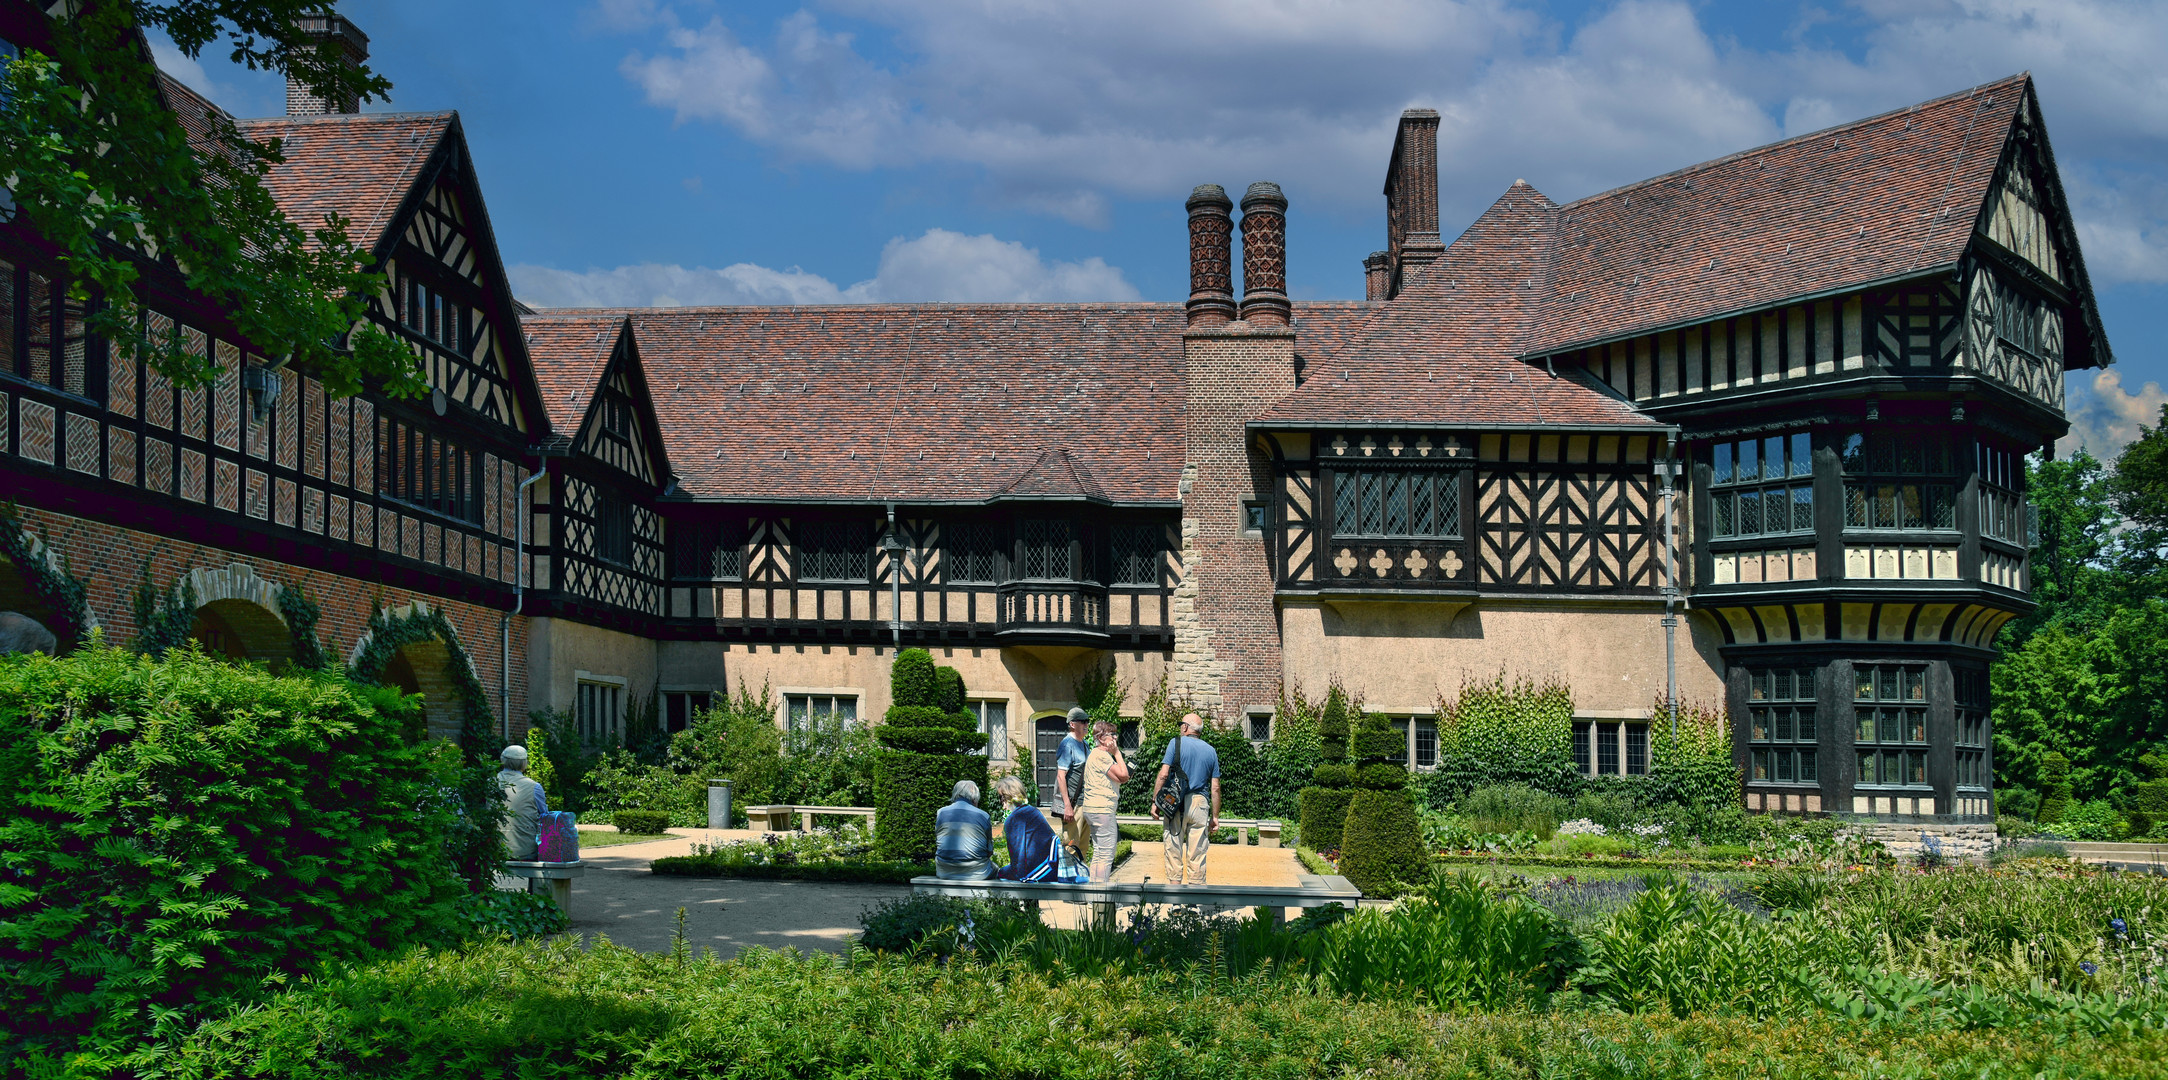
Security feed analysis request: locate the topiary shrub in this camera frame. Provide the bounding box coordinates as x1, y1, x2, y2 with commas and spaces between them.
874, 650, 989, 860
613, 809, 670, 835
2038, 751, 2074, 824
934, 666, 965, 713
1299, 684, 1356, 851
0, 646, 480, 1072
2126, 754, 2168, 838
1337, 712, 1428, 896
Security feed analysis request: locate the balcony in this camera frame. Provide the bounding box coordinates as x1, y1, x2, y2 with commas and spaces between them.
996, 580, 1108, 640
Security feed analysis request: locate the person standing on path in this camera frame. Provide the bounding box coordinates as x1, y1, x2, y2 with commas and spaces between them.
1080, 719, 1131, 881
1054, 707, 1093, 861
1152, 713, 1221, 885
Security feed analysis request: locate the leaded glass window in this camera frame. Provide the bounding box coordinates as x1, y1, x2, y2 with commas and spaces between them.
1331, 469, 1461, 538
1110, 524, 1163, 586
944, 521, 1001, 584
1956, 667, 1990, 790
1854, 663, 1931, 788
1842, 432, 1958, 530
1746, 667, 1818, 785
1017, 518, 1074, 580
1709, 433, 1813, 539
1977, 442, 2030, 547
797, 520, 871, 582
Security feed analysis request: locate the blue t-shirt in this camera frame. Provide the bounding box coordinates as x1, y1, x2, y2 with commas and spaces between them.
1056, 735, 1091, 774
1162, 735, 1221, 800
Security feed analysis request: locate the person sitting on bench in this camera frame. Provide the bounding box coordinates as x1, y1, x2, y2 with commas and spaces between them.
934, 780, 995, 880
992, 775, 1076, 881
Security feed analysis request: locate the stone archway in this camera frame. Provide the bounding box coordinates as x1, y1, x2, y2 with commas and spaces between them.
0, 520, 99, 650
179, 563, 296, 667
348, 602, 482, 744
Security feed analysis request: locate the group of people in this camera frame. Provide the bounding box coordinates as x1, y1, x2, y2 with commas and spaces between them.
934, 708, 1222, 886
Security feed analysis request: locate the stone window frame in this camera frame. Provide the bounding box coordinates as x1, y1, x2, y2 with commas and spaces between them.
573, 671, 627, 746
777, 686, 861, 732
1572, 715, 1649, 778
965, 695, 1014, 762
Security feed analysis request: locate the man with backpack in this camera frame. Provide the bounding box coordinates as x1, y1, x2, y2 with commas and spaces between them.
1152, 712, 1222, 885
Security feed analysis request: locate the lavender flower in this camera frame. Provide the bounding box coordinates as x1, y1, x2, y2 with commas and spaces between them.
2081, 961, 2098, 976
2112, 918, 2128, 934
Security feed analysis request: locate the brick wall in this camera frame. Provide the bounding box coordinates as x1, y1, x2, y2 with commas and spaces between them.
1175, 323, 1296, 719
7, 505, 529, 737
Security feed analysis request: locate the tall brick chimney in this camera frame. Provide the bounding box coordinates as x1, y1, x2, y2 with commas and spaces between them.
1363, 250, 1390, 301
286, 15, 369, 117
1238, 182, 1290, 327
1185, 184, 1236, 328
1383, 108, 1443, 299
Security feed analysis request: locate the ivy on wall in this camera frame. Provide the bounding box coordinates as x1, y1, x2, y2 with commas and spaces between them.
347, 603, 499, 757
276, 583, 331, 671
1430, 673, 1579, 799
131, 563, 198, 657
0, 506, 93, 649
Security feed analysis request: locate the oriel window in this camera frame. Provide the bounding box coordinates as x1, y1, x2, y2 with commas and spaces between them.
1709, 433, 1813, 539
1331, 468, 1461, 539
1110, 523, 1164, 586
1977, 442, 2030, 547
1854, 663, 1932, 789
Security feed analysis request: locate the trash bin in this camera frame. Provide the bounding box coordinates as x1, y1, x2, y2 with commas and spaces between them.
707, 778, 733, 829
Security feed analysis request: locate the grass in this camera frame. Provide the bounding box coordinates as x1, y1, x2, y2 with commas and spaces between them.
574, 830, 676, 849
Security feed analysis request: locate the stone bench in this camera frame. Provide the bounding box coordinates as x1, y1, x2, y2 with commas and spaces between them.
910, 873, 1355, 927
744, 804, 877, 833
1113, 814, 1281, 847
503, 859, 585, 919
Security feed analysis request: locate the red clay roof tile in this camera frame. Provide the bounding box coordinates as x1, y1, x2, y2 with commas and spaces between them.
234, 111, 451, 253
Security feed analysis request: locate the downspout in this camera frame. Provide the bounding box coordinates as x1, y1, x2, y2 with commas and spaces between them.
1654, 428, 1683, 744
885, 502, 902, 649
503, 462, 549, 739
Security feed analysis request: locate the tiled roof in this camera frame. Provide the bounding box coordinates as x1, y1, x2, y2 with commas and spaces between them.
998, 448, 1109, 500
1260, 182, 1657, 429
157, 73, 231, 163
521, 314, 624, 432
1525, 74, 2030, 356
234, 111, 451, 254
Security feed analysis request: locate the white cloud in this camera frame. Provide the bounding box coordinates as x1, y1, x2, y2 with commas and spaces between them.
511, 227, 1140, 307
603, 0, 2168, 278
2060, 368, 2168, 459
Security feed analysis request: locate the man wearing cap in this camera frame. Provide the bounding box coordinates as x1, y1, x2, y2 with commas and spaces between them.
496, 744, 549, 860
1053, 706, 1093, 862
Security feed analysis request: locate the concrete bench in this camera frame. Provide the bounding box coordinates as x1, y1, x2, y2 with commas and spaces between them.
503, 859, 585, 919
1113, 814, 1282, 848
910, 873, 1355, 927
744, 804, 877, 833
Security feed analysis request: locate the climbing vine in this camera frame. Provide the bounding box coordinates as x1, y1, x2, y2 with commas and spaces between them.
0, 505, 93, 649
129, 563, 197, 657
276, 582, 331, 671
346, 603, 498, 757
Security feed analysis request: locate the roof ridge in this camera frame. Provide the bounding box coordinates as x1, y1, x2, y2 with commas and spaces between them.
1556, 72, 2029, 213
235, 109, 458, 125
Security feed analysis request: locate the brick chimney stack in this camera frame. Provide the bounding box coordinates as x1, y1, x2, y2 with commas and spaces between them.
1363, 250, 1391, 301
286, 15, 369, 117
1383, 108, 1443, 299
1185, 184, 1236, 328
1238, 182, 1290, 327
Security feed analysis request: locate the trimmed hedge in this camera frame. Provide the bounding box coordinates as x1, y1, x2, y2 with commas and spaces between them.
934, 665, 965, 712
874, 749, 990, 861
879, 725, 990, 755
0, 647, 481, 1072
1337, 712, 1427, 896
1297, 686, 1355, 851
1298, 787, 1353, 852
891, 649, 939, 709
612, 810, 669, 835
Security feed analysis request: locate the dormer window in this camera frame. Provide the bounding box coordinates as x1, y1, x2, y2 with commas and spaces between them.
395, 271, 467, 354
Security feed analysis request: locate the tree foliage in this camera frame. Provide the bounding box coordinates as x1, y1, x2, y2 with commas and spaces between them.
0, 3, 422, 397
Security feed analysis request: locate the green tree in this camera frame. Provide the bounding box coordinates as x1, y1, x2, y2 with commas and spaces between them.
1993, 600, 2168, 799
2012, 451, 2126, 641
0, 3, 422, 397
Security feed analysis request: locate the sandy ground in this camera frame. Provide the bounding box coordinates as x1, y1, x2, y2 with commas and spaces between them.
538, 828, 1313, 953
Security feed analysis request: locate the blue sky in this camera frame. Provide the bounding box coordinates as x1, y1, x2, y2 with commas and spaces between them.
158, 0, 2168, 456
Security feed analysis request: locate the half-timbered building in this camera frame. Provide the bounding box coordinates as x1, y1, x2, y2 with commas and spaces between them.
0, 9, 2105, 825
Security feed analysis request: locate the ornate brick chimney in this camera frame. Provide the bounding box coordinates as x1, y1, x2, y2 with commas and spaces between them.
1383, 108, 1443, 299
286, 15, 369, 117
1238, 182, 1290, 327
1184, 184, 1236, 328
1363, 250, 1391, 301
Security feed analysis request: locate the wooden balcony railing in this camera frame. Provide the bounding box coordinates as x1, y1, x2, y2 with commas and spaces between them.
996, 580, 1107, 637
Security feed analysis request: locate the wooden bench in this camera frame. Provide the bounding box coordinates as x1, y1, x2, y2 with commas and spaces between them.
503, 859, 585, 919
1113, 814, 1282, 848
744, 804, 877, 833
910, 874, 1356, 927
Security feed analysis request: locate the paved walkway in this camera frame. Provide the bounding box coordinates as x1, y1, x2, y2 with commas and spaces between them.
540, 829, 1311, 950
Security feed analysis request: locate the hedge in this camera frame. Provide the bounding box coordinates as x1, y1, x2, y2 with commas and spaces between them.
0, 647, 482, 1073
611, 809, 669, 835
874, 749, 990, 861
1298, 787, 1353, 852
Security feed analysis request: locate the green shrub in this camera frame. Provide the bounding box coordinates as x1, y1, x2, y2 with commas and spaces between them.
776, 710, 880, 807
2038, 751, 2075, 823
873, 749, 990, 861
1298, 787, 1354, 852
460, 890, 568, 939
890, 648, 939, 708
1649, 697, 1739, 815
857, 894, 1038, 956
1317, 870, 1570, 1008
1309, 762, 1352, 787
933, 665, 965, 712
1998, 784, 2040, 821
172, 935, 2168, 1079
1338, 713, 1426, 896
1572, 782, 1647, 831
2125, 753, 2168, 838
583, 750, 705, 824
0, 647, 481, 1072
612, 810, 669, 834
1577, 875, 1837, 1017
1551, 832, 1639, 857
1460, 782, 1569, 837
